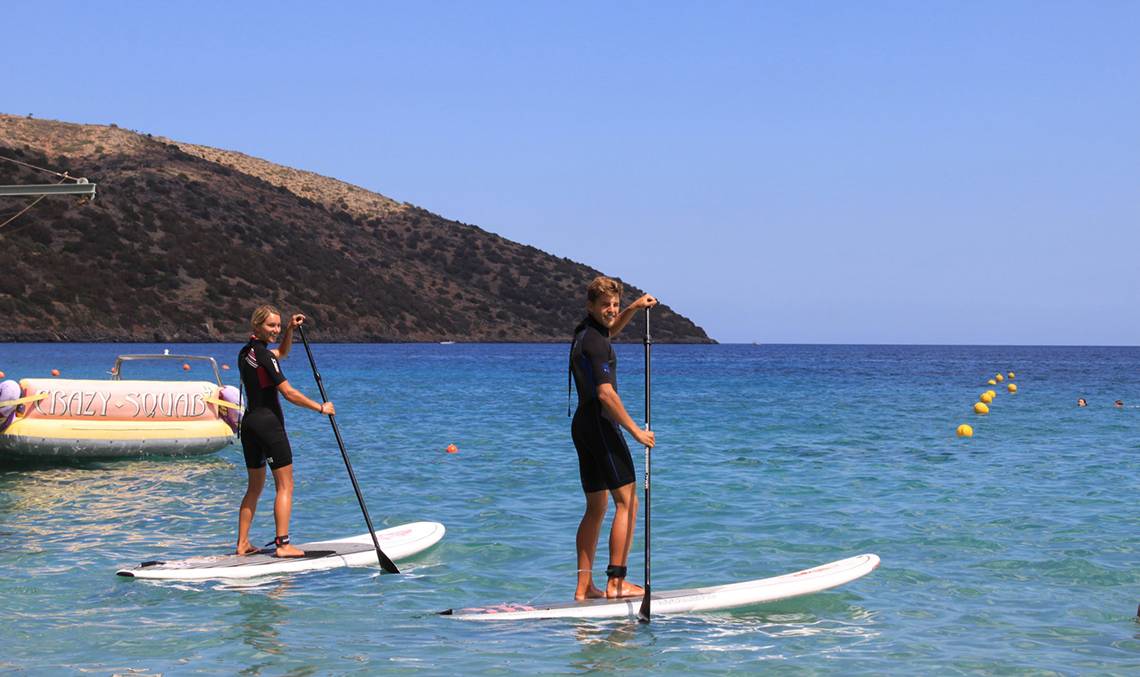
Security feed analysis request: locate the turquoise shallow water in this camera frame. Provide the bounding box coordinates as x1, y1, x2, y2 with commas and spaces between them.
0, 342, 1138, 674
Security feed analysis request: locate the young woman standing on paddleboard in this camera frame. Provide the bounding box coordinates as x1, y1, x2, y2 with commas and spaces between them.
569, 276, 657, 599
236, 305, 335, 558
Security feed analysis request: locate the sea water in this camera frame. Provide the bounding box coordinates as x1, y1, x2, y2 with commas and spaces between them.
0, 343, 1137, 674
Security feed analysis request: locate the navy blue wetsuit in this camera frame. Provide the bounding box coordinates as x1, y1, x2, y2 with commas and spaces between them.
569, 315, 636, 492
238, 338, 294, 470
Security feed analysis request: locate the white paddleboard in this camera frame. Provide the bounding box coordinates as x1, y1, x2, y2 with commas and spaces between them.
117, 521, 445, 581
443, 553, 879, 620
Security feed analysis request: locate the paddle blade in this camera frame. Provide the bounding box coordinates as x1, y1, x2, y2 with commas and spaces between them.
377, 549, 400, 574
638, 586, 651, 622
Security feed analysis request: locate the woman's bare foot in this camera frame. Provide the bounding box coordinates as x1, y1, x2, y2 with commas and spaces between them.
275, 543, 306, 558
575, 584, 605, 601
235, 542, 261, 556
606, 578, 644, 598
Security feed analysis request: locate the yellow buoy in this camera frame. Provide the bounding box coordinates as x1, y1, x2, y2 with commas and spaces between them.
1007, 383, 1017, 393
956, 424, 974, 438
987, 379, 996, 385
995, 374, 1004, 382
980, 392, 994, 404
1007, 371, 1015, 379
974, 402, 989, 415
987, 389, 997, 399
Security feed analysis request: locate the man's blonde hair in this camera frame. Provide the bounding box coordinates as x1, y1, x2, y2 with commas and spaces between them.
586, 276, 623, 304
250, 304, 281, 329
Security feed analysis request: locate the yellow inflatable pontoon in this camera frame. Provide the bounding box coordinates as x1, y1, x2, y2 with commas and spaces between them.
0, 355, 241, 460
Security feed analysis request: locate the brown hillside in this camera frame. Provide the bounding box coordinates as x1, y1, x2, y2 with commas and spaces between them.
0, 114, 713, 343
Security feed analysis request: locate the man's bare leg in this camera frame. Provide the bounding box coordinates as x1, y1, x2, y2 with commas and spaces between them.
271, 464, 304, 557
606, 482, 644, 598
236, 467, 266, 555
575, 490, 608, 600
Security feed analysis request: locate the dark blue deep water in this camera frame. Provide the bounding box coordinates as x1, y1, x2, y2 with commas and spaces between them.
1, 343, 1137, 674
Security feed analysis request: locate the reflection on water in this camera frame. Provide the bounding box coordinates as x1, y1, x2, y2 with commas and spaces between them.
573, 619, 642, 647
0, 460, 230, 511
0, 458, 234, 554
563, 603, 882, 670
229, 581, 293, 669
567, 621, 657, 672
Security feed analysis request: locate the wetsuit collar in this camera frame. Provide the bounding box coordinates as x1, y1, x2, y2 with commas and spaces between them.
584, 314, 610, 337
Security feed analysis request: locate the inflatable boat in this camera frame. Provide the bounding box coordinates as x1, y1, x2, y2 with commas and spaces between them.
0, 354, 241, 460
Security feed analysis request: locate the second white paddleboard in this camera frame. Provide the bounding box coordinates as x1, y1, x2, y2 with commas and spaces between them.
443, 553, 879, 620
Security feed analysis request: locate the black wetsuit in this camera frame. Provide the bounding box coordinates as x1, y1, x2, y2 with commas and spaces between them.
569, 315, 636, 492
238, 338, 293, 470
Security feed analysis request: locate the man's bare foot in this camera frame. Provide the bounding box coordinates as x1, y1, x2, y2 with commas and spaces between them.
275, 543, 306, 558
606, 579, 644, 598
236, 542, 261, 556
575, 584, 605, 601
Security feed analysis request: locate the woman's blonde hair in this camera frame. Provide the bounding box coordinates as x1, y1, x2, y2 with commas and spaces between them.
250, 304, 281, 329
586, 276, 622, 303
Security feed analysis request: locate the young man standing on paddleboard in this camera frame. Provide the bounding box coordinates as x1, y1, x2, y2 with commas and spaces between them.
569, 276, 657, 599
236, 305, 335, 558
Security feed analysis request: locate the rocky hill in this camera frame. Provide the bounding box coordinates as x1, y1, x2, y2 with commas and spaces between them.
0, 115, 712, 343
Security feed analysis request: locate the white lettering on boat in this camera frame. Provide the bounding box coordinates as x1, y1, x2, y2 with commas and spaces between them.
124, 393, 141, 417
96, 390, 111, 417
26, 385, 215, 420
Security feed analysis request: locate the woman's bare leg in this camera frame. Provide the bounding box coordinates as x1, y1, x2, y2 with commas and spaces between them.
236, 467, 266, 555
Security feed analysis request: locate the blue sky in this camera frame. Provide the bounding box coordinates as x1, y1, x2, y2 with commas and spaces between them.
5, 2, 1138, 344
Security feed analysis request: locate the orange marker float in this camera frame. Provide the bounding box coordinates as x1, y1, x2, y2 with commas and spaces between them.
446, 443, 459, 454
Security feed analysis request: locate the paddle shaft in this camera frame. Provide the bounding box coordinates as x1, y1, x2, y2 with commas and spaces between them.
296, 325, 399, 574
638, 308, 652, 622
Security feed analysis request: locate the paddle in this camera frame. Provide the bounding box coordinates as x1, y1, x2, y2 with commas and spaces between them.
297, 323, 400, 574
638, 307, 652, 623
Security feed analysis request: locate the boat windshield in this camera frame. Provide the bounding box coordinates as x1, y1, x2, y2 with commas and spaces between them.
112, 355, 224, 386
